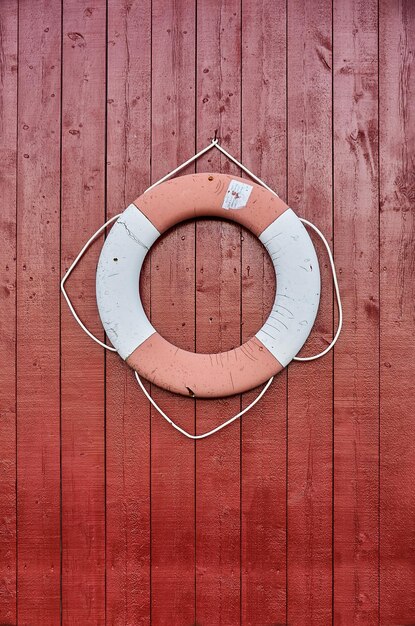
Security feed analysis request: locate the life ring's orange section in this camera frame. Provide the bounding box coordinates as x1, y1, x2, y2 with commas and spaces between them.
133, 172, 288, 236
127, 333, 283, 398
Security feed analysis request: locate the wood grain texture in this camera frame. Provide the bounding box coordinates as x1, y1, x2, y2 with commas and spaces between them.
241, 1, 288, 623
149, 1, 196, 623
106, 1, 151, 623
195, 1, 242, 623
287, 0, 333, 623
61, 1, 106, 623
0, 2, 17, 623
379, 1, 415, 623
2, 1, 415, 623
333, 0, 379, 623
16, 1, 62, 624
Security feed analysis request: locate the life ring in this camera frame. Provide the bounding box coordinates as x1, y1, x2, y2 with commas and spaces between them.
96, 173, 320, 398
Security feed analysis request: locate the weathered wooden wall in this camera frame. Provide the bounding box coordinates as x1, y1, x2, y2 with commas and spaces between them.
0, 0, 414, 624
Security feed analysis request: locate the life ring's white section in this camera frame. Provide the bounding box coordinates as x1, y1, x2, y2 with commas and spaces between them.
256, 209, 320, 366
96, 204, 160, 359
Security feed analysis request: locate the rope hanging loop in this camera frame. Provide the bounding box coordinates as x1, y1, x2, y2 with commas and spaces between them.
60, 139, 342, 439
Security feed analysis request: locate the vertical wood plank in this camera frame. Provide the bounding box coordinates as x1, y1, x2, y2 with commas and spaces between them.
150, 1, 196, 622
195, 1, 242, 624
240, 1, 287, 623
6, 3, 415, 625
0, 2, 17, 623
379, 0, 415, 623
106, 0, 152, 623
61, 1, 106, 623
287, 0, 333, 623
17, 0, 61, 623
333, 0, 379, 623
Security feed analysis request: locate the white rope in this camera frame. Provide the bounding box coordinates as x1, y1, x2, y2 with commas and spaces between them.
135, 372, 274, 440
144, 139, 218, 193
60, 138, 342, 439
60, 213, 121, 351
215, 142, 277, 195
294, 218, 342, 361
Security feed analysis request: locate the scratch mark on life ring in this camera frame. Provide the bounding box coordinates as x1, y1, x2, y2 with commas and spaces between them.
276, 293, 294, 301
260, 328, 279, 341
269, 315, 289, 330
263, 231, 283, 246
239, 345, 256, 362
264, 322, 281, 333
273, 304, 295, 319
229, 371, 235, 392
117, 219, 149, 250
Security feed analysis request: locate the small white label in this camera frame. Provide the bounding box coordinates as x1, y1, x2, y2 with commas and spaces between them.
222, 179, 253, 210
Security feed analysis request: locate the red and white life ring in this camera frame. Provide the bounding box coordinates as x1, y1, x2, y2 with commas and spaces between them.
96, 173, 320, 398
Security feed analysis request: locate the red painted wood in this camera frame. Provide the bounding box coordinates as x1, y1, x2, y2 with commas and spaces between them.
194, 217, 241, 623
106, 1, 151, 623
3, 2, 415, 623
16, 1, 61, 623
287, 0, 333, 623
333, 0, 379, 623
379, 1, 415, 623
241, 1, 288, 623
195, 1, 242, 623
0, 2, 17, 623
61, 1, 106, 623
149, 1, 196, 623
